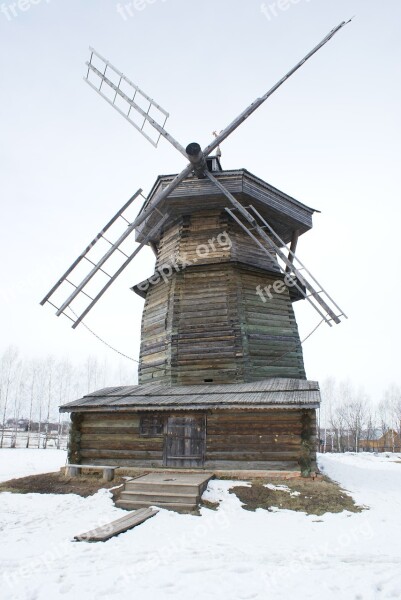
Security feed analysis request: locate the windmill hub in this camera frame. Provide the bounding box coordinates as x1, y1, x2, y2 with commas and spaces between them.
186, 142, 207, 178
186, 142, 202, 156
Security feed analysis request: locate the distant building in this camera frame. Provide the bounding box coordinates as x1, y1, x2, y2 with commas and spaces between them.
361, 430, 401, 452
4, 419, 69, 434
320, 428, 401, 453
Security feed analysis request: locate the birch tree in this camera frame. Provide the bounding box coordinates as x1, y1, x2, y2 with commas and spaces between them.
0, 346, 19, 448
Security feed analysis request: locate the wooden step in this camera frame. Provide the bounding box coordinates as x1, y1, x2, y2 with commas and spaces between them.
115, 472, 213, 513
124, 481, 202, 495
119, 490, 200, 504
116, 499, 197, 512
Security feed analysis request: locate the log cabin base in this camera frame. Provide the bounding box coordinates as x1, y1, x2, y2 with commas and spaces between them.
61, 379, 320, 476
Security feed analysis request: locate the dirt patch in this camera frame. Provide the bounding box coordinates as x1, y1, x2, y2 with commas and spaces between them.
0, 471, 129, 498
0, 472, 364, 516
200, 498, 220, 511
230, 476, 364, 516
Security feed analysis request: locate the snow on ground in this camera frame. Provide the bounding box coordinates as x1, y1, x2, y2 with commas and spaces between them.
0, 449, 67, 483
264, 483, 301, 496
0, 452, 401, 600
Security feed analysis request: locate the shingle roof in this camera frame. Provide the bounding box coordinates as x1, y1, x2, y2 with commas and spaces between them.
60, 378, 320, 412
135, 169, 318, 247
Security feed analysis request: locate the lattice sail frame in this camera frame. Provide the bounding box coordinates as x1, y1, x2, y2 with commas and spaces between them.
40, 189, 168, 329
85, 48, 187, 156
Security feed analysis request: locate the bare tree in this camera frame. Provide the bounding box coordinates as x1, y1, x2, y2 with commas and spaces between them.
384, 384, 401, 451
43, 357, 57, 449
55, 360, 72, 449
0, 346, 19, 448
378, 397, 392, 438
326, 380, 351, 452
85, 356, 99, 394
34, 361, 48, 449
320, 377, 337, 452
10, 368, 25, 448
364, 409, 377, 450
26, 361, 38, 448
343, 389, 369, 452
392, 398, 401, 449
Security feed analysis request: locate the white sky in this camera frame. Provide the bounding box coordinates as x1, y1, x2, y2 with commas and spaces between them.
1, 0, 400, 400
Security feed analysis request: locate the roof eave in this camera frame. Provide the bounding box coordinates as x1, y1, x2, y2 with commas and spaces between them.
60, 402, 320, 413
139, 169, 319, 218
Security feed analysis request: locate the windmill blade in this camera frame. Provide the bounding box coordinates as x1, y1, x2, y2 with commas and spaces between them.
248, 205, 347, 321
85, 48, 187, 157
206, 171, 347, 326
203, 19, 353, 158
40, 189, 144, 307
70, 213, 169, 329
40, 189, 168, 328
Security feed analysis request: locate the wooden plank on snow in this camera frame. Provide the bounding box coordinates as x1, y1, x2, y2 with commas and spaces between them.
74, 507, 159, 542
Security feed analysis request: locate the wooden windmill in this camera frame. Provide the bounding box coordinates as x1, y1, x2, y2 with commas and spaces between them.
44, 22, 350, 475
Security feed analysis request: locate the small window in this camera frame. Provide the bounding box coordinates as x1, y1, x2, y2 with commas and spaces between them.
206, 157, 222, 172
140, 415, 164, 436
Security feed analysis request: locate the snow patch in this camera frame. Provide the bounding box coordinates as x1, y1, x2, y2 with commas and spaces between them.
264, 483, 301, 497
1, 451, 401, 599
0, 449, 67, 483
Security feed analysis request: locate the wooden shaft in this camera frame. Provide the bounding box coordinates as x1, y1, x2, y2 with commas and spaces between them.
186, 142, 207, 178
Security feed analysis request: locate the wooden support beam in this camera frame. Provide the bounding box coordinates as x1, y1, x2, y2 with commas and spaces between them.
286, 229, 300, 273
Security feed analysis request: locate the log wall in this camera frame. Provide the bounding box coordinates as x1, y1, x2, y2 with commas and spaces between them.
138, 262, 305, 385
76, 412, 164, 468
70, 409, 317, 472
155, 210, 280, 273
137, 209, 305, 385
204, 409, 316, 471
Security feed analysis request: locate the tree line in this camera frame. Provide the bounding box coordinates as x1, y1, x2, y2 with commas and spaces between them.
319, 378, 401, 452
0, 346, 136, 448
2, 346, 400, 453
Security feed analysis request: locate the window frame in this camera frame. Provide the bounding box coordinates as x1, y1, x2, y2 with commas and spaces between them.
139, 414, 165, 437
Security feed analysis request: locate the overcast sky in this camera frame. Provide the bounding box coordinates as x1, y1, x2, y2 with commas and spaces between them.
1, 0, 400, 400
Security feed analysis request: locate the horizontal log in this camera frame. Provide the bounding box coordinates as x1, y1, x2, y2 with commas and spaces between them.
80, 439, 164, 450
81, 427, 141, 435
204, 460, 299, 470
206, 434, 300, 444
83, 414, 139, 423
208, 429, 302, 438
205, 451, 300, 461
207, 412, 302, 421
207, 445, 301, 454
79, 458, 164, 467
81, 449, 164, 459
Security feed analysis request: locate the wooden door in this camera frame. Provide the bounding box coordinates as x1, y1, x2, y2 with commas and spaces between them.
165, 415, 205, 468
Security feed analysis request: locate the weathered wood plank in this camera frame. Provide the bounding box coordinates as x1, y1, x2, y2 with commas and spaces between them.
74, 507, 159, 542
